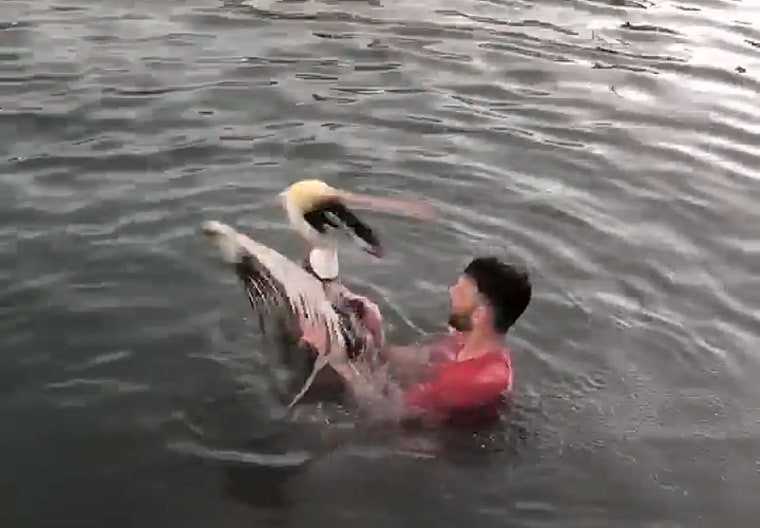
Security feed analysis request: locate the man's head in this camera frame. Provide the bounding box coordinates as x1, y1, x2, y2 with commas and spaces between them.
447, 256, 532, 334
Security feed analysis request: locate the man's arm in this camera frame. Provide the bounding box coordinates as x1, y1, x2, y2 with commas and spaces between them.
356, 294, 385, 351
336, 353, 512, 422
380, 344, 428, 367
379, 332, 458, 370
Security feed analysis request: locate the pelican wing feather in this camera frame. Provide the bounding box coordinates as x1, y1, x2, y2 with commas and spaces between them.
202, 220, 352, 407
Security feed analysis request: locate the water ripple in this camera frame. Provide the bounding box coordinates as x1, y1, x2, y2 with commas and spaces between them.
1, 0, 759, 525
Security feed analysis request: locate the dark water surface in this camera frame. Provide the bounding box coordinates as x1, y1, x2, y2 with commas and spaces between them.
2, 0, 759, 526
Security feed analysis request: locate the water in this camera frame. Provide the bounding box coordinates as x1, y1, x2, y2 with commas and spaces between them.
1, 0, 759, 525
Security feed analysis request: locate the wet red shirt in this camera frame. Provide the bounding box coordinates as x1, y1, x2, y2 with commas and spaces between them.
402, 332, 514, 424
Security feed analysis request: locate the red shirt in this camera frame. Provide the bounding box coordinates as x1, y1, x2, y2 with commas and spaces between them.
401, 332, 514, 424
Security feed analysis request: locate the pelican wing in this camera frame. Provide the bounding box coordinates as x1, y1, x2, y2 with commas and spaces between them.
202, 220, 351, 407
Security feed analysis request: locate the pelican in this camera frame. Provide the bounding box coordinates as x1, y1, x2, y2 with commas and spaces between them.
202, 179, 435, 408
279, 178, 434, 281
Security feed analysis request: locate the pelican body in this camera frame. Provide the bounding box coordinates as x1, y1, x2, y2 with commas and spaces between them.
202, 219, 360, 407
203, 179, 435, 407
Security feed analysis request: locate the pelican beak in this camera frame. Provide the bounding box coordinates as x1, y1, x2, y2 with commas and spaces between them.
332, 189, 436, 258
365, 242, 384, 258
354, 222, 383, 258
339, 191, 437, 222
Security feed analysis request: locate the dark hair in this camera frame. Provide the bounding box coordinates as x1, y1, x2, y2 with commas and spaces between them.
464, 256, 532, 333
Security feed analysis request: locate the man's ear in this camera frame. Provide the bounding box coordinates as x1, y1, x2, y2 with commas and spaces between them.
472, 304, 487, 324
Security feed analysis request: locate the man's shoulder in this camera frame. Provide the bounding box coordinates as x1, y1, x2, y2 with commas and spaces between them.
485, 345, 513, 390
492, 343, 512, 362
468, 347, 512, 371
457, 346, 513, 391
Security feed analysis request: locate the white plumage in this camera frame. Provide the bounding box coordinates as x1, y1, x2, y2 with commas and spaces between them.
201, 219, 356, 407
202, 179, 435, 407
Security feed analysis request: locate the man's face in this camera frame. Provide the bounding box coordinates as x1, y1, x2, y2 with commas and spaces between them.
447, 274, 480, 332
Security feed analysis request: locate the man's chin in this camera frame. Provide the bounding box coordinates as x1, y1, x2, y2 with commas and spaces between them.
447, 314, 472, 332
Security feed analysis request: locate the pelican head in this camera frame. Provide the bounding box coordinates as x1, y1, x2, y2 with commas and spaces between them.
279, 179, 384, 281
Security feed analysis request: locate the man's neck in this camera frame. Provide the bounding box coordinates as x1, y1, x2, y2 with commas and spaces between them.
458, 328, 503, 360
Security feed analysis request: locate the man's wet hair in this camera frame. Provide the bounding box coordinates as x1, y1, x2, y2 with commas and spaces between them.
464, 256, 532, 333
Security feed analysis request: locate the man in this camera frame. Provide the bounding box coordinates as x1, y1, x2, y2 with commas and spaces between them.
299, 256, 532, 425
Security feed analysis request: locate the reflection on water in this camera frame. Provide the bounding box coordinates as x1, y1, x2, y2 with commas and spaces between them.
171, 393, 534, 512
